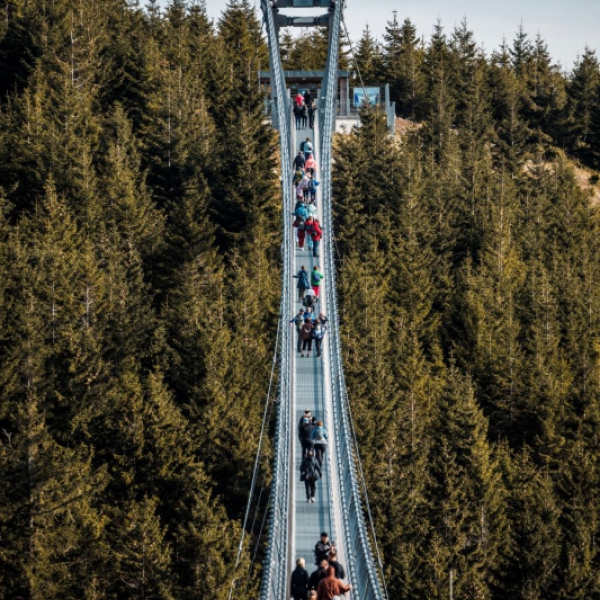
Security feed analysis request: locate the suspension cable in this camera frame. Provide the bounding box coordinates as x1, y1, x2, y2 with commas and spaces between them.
228, 314, 281, 600
341, 13, 371, 111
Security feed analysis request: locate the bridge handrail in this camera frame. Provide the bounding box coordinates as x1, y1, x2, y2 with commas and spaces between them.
320, 3, 387, 599
259, 2, 293, 600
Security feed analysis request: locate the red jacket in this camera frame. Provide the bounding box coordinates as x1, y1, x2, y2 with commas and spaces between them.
317, 567, 351, 600
311, 221, 323, 242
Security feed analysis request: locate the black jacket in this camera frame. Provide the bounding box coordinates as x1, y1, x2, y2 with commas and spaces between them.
328, 559, 346, 580
298, 420, 314, 441
291, 565, 309, 596
314, 540, 333, 564
308, 566, 328, 590
300, 456, 322, 481
294, 154, 305, 169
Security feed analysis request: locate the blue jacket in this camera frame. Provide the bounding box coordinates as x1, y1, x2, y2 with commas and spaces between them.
311, 426, 328, 443
295, 205, 308, 221
296, 269, 310, 289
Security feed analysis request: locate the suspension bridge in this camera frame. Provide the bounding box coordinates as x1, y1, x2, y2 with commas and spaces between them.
248, 2, 388, 598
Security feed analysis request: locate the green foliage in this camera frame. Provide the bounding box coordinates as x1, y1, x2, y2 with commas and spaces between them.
0, 1, 276, 598
334, 18, 600, 600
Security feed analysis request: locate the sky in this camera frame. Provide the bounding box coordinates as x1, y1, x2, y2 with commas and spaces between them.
193, 0, 600, 70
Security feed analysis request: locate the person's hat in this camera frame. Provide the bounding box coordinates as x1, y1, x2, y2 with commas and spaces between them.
321, 532, 328, 537
304, 317, 311, 321
299, 309, 304, 312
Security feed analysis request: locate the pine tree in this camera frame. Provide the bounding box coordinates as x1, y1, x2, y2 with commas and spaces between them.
383, 16, 425, 119
422, 20, 456, 153
353, 25, 386, 86
424, 367, 507, 600
567, 47, 600, 160
502, 449, 561, 599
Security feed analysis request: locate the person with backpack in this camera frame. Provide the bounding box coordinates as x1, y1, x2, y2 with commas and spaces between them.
304, 138, 314, 158
295, 92, 304, 107
296, 176, 307, 204
291, 557, 310, 600
300, 317, 314, 358
294, 102, 304, 129
312, 318, 327, 358
311, 266, 324, 297
311, 219, 323, 258
305, 154, 316, 177
304, 90, 313, 106
311, 420, 328, 466
294, 151, 306, 171
301, 102, 308, 128
301, 176, 311, 202
293, 168, 305, 187
294, 202, 308, 249
302, 287, 317, 310
298, 415, 314, 458
290, 309, 306, 353
300, 450, 321, 502
294, 265, 310, 303
308, 177, 320, 203
305, 206, 317, 251
304, 217, 315, 252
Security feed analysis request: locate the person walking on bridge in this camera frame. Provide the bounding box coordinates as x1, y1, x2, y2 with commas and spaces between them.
311, 420, 328, 466
294, 150, 305, 171
309, 560, 329, 590
300, 450, 321, 502
312, 318, 327, 358
291, 557, 310, 600
298, 414, 315, 458
294, 102, 304, 129
300, 317, 314, 358
314, 533, 333, 564
305, 154, 316, 178
311, 218, 322, 258
316, 566, 351, 600
290, 308, 305, 353
294, 202, 308, 249
327, 549, 346, 580
302, 137, 314, 158
308, 99, 316, 129
294, 265, 310, 303
311, 265, 324, 297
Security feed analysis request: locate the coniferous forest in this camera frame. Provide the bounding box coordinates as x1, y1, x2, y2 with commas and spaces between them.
0, 1, 279, 599
1, 1, 600, 599
334, 14, 600, 600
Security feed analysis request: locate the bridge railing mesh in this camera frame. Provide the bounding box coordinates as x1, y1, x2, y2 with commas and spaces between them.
259, 2, 293, 599
320, 3, 386, 600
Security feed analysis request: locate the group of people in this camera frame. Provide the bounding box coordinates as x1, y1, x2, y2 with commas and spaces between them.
291, 533, 351, 600
294, 90, 316, 129
299, 409, 329, 466
290, 304, 327, 358
293, 265, 323, 302
293, 137, 322, 256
